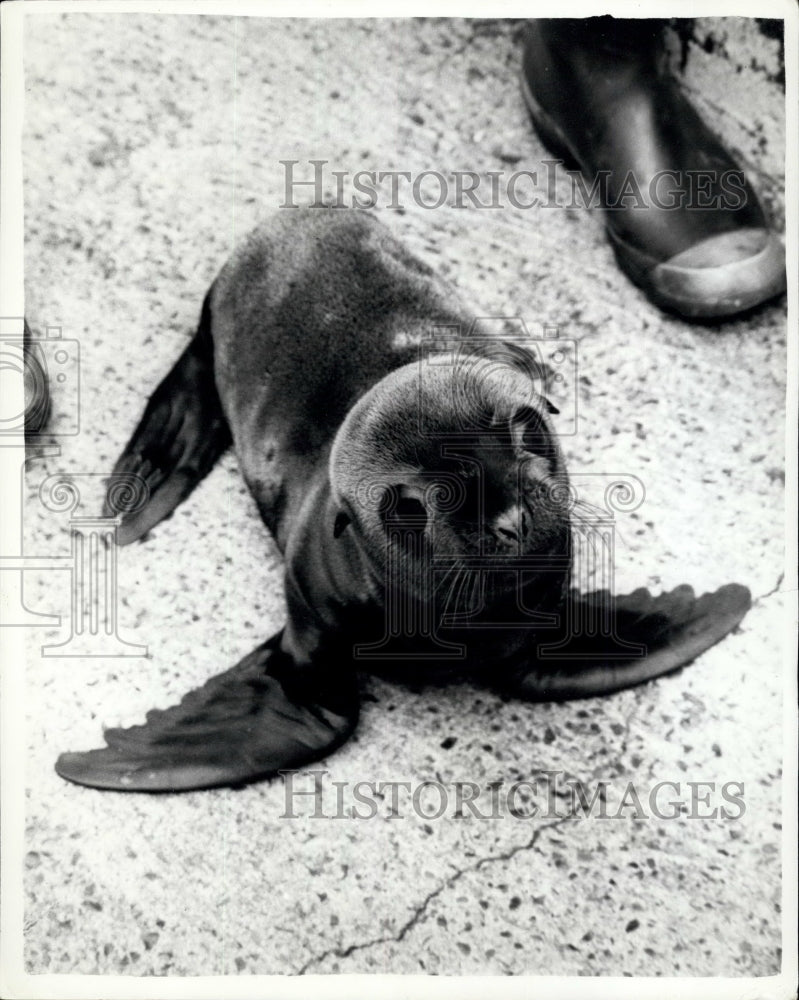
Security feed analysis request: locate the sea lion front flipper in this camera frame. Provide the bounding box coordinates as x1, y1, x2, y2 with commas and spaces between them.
500, 583, 751, 701
105, 294, 232, 545
55, 633, 359, 792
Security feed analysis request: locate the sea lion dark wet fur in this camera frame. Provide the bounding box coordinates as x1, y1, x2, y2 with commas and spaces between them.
56, 209, 751, 792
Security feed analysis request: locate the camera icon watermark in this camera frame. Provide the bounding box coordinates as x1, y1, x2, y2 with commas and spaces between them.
0, 317, 80, 437
420, 318, 578, 436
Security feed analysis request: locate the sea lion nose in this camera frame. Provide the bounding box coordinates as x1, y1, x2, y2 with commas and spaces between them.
495, 509, 524, 544
494, 504, 542, 553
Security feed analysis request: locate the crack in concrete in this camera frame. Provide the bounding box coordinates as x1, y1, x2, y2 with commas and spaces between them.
753, 572, 786, 605
295, 811, 574, 975
295, 697, 654, 974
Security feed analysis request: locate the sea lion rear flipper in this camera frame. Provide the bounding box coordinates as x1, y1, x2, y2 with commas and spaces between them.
55, 633, 359, 792
105, 294, 232, 545
501, 582, 751, 701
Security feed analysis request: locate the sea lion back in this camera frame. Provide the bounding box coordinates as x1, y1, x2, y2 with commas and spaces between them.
208, 209, 475, 538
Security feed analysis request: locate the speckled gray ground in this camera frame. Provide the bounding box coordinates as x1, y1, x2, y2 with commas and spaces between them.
20, 14, 787, 980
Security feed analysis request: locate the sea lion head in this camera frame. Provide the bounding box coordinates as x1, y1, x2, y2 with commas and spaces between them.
329, 345, 572, 613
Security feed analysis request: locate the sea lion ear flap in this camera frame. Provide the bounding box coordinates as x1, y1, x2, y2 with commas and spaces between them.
510, 405, 557, 461
495, 342, 561, 414
333, 511, 351, 538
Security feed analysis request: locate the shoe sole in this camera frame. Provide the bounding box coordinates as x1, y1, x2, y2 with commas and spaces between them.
519, 73, 786, 318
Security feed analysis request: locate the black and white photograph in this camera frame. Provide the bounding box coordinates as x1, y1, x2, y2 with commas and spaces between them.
1, 1, 796, 996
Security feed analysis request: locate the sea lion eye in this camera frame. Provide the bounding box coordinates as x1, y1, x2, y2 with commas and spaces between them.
394, 496, 427, 522
378, 486, 428, 536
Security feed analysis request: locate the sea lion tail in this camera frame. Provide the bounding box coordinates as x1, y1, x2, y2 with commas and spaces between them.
498, 582, 752, 701
54, 632, 360, 792
104, 293, 232, 544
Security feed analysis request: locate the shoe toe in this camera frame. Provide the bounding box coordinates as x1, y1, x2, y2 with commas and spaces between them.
649, 228, 786, 318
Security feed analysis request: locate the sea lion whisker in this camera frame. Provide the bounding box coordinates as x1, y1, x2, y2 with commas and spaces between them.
442, 566, 467, 616
432, 561, 460, 596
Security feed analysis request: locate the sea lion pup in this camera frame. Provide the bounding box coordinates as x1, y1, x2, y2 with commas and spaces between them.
55, 209, 751, 792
